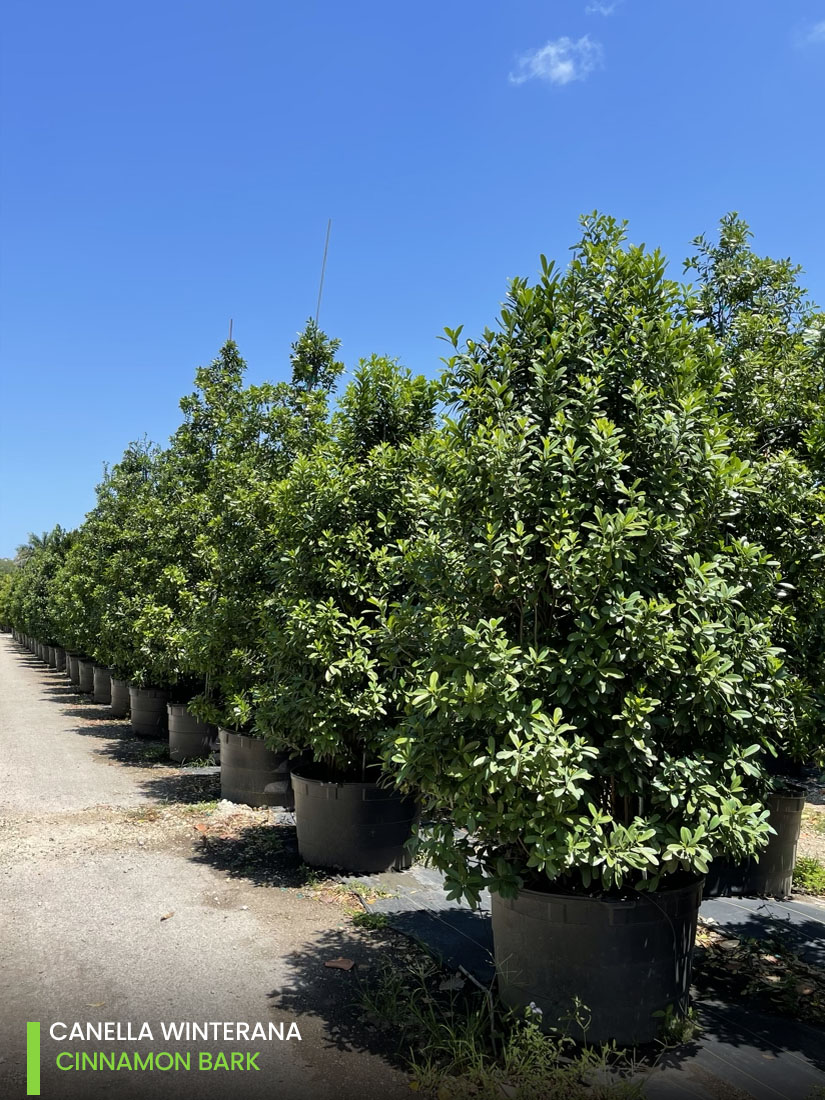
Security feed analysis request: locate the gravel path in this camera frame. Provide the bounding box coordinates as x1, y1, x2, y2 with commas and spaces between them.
0, 637, 409, 1100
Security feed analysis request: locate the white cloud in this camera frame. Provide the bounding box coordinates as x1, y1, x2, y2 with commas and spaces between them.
586, 1, 619, 15
804, 19, 825, 43
509, 36, 603, 86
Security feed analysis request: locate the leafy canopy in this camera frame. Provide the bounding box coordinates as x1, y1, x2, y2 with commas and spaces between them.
686, 213, 825, 765
385, 214, 791, 904
253, 355, 440, 771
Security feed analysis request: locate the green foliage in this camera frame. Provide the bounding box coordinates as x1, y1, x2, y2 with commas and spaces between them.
350, 910, 389, 930
254, 355, 439, 770
51, 438, 164, 678
385, 214, 790, 903
360, 945, 641, 1099
0, 573, 14, 628
185, 324, 344, 730
2, 527, 74, 642
116, 342, 255, 691
793, 856, 825, 895
289, 317, 344, 393
50, 330, 340, 696
5, 215, 814, 915
685, 213, 825, 766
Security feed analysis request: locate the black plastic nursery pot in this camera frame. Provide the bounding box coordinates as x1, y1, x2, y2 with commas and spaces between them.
53, 646, 66, 672
219, 729, 293, 808
46, 645, 57, 668
703, 792, 805, 899
66, 654, 80, 685
92, 666, 112, 705
291, 765, 418, 874
77, 658, 94, 694
110, 677, 130, 718
168, 705, 219, 763
129, 685, 169, 738
492, 875, 704, 1046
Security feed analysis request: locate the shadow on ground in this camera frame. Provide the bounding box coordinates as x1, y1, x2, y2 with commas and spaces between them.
373, 906, 495, 985
694, 999, 825, 1074
64, 721, 136, 743
138, 770, 222, 804
190, 822, 317, 886
79, 732, 222, 804
265, 925, 419, 1069
41, 685, 86, 697
59, 705, 126, 721
29, 670, 222, 804
700, 899, 825, 967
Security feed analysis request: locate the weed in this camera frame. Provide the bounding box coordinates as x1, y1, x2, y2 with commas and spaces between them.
351, 911, 389, 931
129, 742, 169, 763
358, 945, 642, 1099
652, 1004, 701, 1047
179, 800, 219, 815
367, 885, 398, 900
793, 856, 825, 895
297, 864, 324, 888
124, 807, 162, 823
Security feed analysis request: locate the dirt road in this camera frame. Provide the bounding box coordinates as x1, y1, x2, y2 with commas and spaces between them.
0, 636, 410, 1100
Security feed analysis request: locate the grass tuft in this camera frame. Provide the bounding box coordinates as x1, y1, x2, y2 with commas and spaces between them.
358, 944, 643, 1099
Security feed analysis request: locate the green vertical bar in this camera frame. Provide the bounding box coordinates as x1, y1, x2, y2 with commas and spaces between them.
26, 1021, 40, 1096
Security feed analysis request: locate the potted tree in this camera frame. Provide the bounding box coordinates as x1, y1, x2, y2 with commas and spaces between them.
255, 354, 438, 872
186, 323, 346, 803
148, 337, 285, 763
4, 529, 74, 678
0, 571, 15, 636
686, 215, 825, 897
384, 215, 791, 1044
50, 442, 164, 722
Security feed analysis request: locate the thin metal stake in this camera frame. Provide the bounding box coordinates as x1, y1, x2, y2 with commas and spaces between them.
315, 218, 332, 326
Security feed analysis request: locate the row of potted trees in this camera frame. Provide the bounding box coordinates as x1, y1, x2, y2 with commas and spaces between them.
11, 628, 420, 869
2, 213, 824, 1045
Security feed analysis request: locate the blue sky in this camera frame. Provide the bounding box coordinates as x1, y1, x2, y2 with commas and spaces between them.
1, 0, 824, 557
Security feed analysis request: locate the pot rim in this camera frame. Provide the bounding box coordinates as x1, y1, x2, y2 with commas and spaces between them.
500, 873, 705, 908
168, 702, 198, 714
218, 726, 263, 740
290, 765, 405, 793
